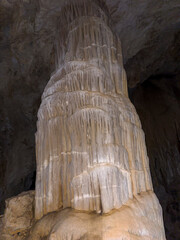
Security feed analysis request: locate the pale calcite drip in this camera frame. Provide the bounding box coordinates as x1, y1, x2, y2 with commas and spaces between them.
35, 0, 153, 220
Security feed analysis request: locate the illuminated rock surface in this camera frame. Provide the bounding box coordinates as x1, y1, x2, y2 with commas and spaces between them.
28, 192, 165, 240
27, 1, 166, 239
35, 0, 151, 219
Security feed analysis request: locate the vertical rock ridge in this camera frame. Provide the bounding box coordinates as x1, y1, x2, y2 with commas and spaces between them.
35, 0, 152, 220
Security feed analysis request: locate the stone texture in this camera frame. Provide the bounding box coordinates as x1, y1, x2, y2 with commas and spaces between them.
0, 0, 179, 239
33, 1, 166, 239
2, 191, 35, 240
35, 0, 152, 220
27, 191, 165, 240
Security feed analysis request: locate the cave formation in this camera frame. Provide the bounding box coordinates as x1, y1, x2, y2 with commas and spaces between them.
0, 0, 180, 240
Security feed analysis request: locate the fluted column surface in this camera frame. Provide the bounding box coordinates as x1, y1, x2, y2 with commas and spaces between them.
35, 0, 153, 220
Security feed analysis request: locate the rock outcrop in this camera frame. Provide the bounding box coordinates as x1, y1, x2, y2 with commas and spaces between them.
28, 192, 165, 240
1, 191, 35, 240
32, 0, 166, 239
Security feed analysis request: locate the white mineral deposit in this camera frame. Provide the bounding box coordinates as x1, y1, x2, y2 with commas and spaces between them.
30, 0, 165, 239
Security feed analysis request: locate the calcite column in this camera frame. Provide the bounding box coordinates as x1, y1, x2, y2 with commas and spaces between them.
34, 1, 166, 239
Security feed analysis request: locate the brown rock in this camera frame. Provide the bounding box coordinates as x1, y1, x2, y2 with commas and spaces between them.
27, 192, 165, 240
2, 191, 35, 240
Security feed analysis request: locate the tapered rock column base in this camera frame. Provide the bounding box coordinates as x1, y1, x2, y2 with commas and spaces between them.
33, 1, 166, 239
28, 192, 165, 240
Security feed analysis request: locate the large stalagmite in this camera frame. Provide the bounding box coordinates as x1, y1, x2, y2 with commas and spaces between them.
33, 0, 166, 239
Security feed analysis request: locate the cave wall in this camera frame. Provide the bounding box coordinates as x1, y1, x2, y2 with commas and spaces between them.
0, 0, 180, 239
129, 75, 180, 240
0, 0, 53, 212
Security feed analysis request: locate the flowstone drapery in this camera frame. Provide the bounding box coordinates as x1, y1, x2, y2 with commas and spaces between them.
33, 1, 166, 239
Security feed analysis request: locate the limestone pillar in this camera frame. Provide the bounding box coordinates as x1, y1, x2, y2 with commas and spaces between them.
33, 1, 166, 239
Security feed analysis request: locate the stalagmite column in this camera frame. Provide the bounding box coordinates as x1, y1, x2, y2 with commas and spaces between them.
34, 1, 166, 239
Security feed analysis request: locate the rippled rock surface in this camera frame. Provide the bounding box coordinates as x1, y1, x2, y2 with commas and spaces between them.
33, 1, 166, 239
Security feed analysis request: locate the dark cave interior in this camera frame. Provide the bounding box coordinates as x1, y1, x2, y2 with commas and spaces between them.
0, 0, 180, 239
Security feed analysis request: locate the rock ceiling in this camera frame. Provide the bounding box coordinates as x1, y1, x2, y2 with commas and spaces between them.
1, 0, 180, 87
